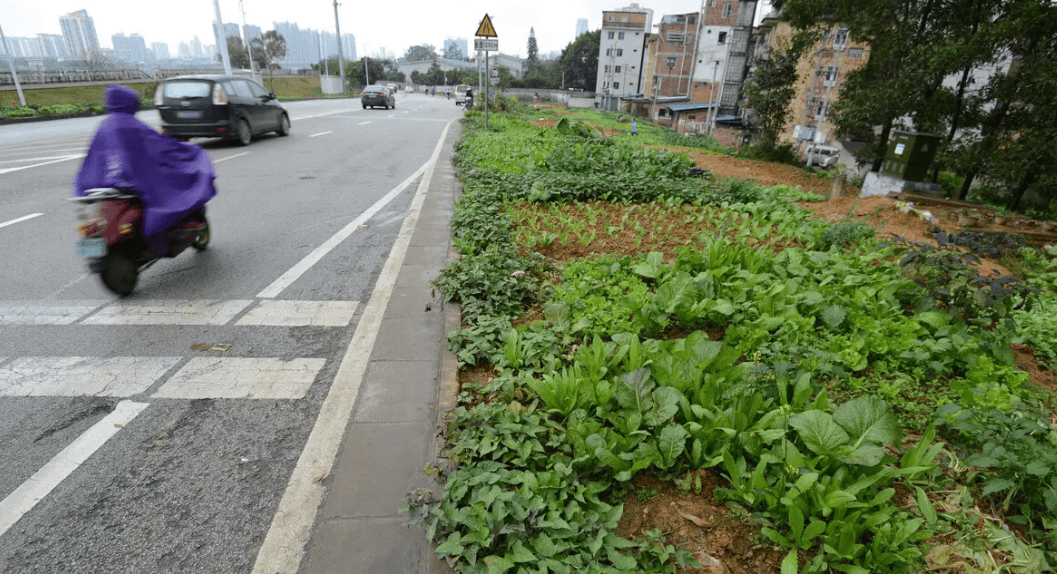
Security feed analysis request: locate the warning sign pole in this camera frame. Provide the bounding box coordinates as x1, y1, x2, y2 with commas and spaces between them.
473, 14, 497, 128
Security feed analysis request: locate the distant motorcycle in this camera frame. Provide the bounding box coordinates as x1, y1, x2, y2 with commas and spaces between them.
72, 187, 210, 296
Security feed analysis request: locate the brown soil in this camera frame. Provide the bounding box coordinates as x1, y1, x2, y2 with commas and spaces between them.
615, 471, 791, 574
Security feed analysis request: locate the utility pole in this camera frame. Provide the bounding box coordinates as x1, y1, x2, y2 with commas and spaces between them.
0, 22, 25, 106
333, 0, 346, 92
707, 60, 721, 135
364, 56, 369, 85
238, 0, 257, 80
212, 0, 232, 75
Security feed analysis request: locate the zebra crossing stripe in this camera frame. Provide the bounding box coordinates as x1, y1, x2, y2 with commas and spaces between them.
0, 300, 361, 327
0, 357, 181, 397
81, 300, 254, 326
0, 301, 109, 325
152, 358, 326, 400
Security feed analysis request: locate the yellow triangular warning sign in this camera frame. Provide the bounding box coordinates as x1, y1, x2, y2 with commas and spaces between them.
475, 14, 497, 38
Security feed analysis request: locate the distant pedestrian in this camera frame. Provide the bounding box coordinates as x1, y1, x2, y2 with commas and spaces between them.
631, 119, 637, 136
431, 87, 435, 97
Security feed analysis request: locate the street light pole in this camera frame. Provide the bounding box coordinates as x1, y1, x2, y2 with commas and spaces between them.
0, 21, 26, 106
211, 0, 232, 75
333, 0, 346, 92
238, 0, 257, 80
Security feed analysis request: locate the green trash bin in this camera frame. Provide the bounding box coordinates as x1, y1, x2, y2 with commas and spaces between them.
879, 131, 941, 183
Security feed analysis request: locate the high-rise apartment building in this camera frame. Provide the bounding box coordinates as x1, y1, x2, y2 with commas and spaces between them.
112, 33, 150, 62
152, 42, 171, 60
38, 34, 68, 59
576, 18, 589, 39
59, 9, 100, 58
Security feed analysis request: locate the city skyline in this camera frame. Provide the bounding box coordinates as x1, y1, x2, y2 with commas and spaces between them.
1, 0, 722, 62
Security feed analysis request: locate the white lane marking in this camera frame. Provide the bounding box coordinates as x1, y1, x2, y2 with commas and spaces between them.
0, 154, 84, 175
0, 213, 43, 229
0, 400, 149, 537
256, 152, 432, 299
358, 121, 371, 125
290, 109, 360, 121
308, 131, 332, 138
0, 301, 108, 325
0, 299, 360, 326
81, 300, 253, 325
250, 119, 454, 574
236, 300, 359, 327
214, 151, 251, 163
0, 154, 85, 164
153, 357, 326, 399
0, 357, 181, 397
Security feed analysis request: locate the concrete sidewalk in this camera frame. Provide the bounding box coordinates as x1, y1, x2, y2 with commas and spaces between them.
298, 123, 462, 573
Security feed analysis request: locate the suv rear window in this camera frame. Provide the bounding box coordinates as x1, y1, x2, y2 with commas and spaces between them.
163, 81, 212, 98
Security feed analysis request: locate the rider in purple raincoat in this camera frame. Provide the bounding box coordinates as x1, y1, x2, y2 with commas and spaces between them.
74, 85, 216, 256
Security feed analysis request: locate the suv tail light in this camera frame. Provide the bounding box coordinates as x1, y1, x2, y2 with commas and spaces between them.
213, 84, 227, 105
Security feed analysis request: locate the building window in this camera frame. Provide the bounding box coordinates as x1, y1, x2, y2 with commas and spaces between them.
617, 48, 623, 56
718, 31, 727, 44
606, 48, 612, 56
608, 31, 615, 40
667, 32, 686, 45
709, 0, 716, 6
603, 81, 609, 89
849, 47, 863, 58
619, 32, 625, 40
621, 16, 628, 22
722, 3, 732, 18
608, 15, 614, 21
688, 16, 696, 24
614, 82, 620, 89
604, 65, 611, 72
615, 65, 622, 73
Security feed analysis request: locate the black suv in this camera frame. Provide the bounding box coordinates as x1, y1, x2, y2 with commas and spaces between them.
155, 75, 290, 146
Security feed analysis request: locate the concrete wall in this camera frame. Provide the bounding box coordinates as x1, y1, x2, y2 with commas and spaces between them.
503, 88, 597, 108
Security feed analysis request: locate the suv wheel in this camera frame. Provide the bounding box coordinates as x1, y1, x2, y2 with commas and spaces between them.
236, 119, 252, 146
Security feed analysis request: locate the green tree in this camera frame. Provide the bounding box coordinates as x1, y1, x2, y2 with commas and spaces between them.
404, 44, 438, 62
559, 30, 599, 91
259, 30, 286, 68
226, 35, 249, 69
743, 33, 813, 154
347, 57, 387, 88
526, 28, 540, 71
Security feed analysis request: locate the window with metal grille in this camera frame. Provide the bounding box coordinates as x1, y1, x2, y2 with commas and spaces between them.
608, 31, 615, 39
615, 65, 622, 73
667, 32, 685, 45
722, 3, 732, 18
849, 47, 863, 58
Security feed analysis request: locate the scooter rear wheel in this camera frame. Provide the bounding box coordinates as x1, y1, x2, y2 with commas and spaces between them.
100, 246, 139, 296
192, 217, 210, 251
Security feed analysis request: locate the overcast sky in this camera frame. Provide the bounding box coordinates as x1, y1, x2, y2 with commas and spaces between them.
2, 0, 769, 60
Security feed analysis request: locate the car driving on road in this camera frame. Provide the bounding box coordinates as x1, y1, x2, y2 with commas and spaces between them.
155, 74, 290, 146
361, 85, 395, 110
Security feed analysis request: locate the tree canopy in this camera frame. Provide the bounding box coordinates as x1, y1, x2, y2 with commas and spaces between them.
780, 0, 1057, 208
404, 44, 439, 62
559, 30, 600, 91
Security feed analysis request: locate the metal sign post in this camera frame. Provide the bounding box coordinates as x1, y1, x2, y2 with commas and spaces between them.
474, 14, 497, 128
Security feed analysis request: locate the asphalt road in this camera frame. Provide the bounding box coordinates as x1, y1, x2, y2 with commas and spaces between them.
0, 93, 461, 573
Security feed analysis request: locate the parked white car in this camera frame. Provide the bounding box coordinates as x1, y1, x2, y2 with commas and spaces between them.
805, 144, 841, 168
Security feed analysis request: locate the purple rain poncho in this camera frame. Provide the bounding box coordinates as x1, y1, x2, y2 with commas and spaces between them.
74, 85, 216, 256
